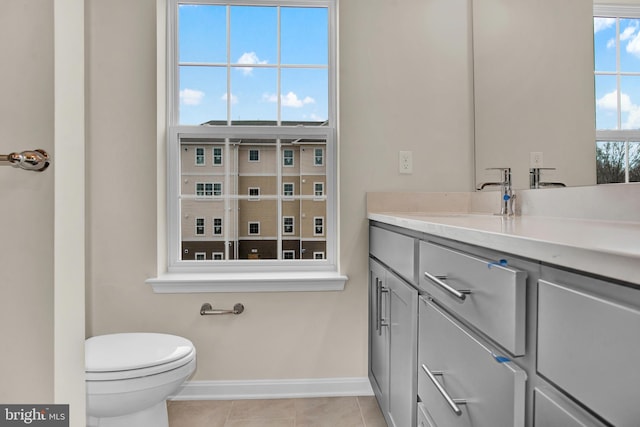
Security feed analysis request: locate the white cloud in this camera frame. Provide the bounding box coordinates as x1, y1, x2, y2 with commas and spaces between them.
597, 89, 640, 128
263, 91, 315, 108
626, 32, 640, 57
594, 17, 615, 33
237, 52, 268, 75
221, 93, 239, 104
180, 88, 205, 106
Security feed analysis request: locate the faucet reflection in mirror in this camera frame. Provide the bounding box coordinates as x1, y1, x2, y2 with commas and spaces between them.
529, 168, 566, 189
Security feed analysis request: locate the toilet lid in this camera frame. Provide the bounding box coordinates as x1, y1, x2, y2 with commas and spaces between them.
86, 333, 194, 372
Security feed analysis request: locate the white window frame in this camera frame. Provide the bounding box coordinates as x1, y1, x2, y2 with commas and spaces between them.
283, 182, 295, 198
213, 147, 223, 166
314, 148, 324, 166
147, 0, 347, 293
594, 5, 640, 184
313, 217, 324, 236
248, 149, 260, 163
313, 182, 324, 198
248, 221, 260, 236
283, 216, 295, 234
195, 147, 205, 165
195, 252, 207, 261
195, 217, 205, 236
248, 187, 261, 201
283, 149, 294, 167
213, 217, 223, 236
283, 250, 295, 259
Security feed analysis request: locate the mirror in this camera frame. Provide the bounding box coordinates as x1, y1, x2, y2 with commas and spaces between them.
473, 0, 597, 190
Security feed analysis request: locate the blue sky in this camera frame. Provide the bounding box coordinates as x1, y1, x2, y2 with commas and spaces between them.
594, 17, 640, 130
177, 4, 329, 125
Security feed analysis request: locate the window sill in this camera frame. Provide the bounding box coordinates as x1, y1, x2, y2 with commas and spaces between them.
146, 271, 348, 293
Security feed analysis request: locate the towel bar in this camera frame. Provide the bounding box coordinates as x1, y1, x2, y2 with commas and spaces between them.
200, 302, 245, 315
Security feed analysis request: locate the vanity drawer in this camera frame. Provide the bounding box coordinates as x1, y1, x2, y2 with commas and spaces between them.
419, 241, 527, 355
538, 278, 640, 427
417, 403, 437, 427
418, 297, 526, 427
370, 226, 415, 283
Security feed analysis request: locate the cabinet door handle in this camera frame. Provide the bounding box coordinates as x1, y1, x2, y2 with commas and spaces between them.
376, 278, 389, 335
421, 363, 466, 416
424, 271, 471, 301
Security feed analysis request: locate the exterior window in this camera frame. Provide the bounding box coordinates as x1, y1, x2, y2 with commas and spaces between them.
248, 149, 260, 162
283, 149, 294, 166
283, 182, 294, 197
313, 252, 325, 260
195, 252, 206, 260
283, 216, 294, 234
248, 222, 260, 235
195, 217, 205, 235
213, 217, 223, 236
594, 6, 640, 183
248, 187, 260, 200
314, 217, 324, 236
213, 147, 223, 165
314, 182, 324, 197
166, 0, 339, 277
196, 182, 213, 197
212, 252, 224, 260
314, 148, 324, 166
195, 147, 205, 165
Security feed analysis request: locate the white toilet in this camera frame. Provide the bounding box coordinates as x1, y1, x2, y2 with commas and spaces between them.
85, 333, 196, 427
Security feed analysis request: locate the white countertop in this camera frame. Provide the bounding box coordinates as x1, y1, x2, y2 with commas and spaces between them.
368, 211, 640, 285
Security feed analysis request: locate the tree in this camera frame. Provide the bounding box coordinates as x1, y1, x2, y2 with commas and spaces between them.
596, 141, 640, 184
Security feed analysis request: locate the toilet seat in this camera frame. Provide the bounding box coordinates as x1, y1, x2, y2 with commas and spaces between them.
86, 333, 196, 381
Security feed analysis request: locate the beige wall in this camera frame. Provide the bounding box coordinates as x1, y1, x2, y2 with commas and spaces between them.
85, 0, 474, 382
0, 1, 55, 402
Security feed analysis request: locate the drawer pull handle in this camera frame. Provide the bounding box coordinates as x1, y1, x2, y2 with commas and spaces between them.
424, 272, 471, 301
422, 363, 466, 416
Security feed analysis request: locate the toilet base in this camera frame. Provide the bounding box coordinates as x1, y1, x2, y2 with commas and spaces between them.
86, 400, 168, 427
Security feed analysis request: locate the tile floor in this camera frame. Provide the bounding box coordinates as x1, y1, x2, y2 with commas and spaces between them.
168, 396, 387, 427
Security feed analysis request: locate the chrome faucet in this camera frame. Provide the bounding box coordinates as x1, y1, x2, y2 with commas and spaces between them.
529, 168, 566, 189
477, 167, 515, 216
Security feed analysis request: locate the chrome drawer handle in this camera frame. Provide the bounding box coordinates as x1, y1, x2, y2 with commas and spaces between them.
423, 272, 471, 301
421, 363, 466, 416
376, 278, 389, 336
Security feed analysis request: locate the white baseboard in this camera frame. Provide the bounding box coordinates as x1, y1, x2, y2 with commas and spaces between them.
169, 377, 373, 401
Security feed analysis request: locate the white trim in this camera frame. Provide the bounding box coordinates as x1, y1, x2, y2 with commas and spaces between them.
146, 270, 347, 292
169, 377, 373, 401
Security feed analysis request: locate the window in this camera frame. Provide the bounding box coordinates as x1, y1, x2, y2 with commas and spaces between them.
283, 216, 294, 234
283, 250, 295, 259
314, 217, 324, 236
283, 149, 294, 166
283, 182, 294, 197
151, 0, 346, 292
248, 187, 260, 200
314, 182, 324, 198
195, 217, 205, 235
213, 217, 223, 235
248, 149, 260, 162
594, 5, 640, 183
196, 182, 213, 197
195, 252, 206, 260
195, 147, 205, 165
248, 222, 260, 235
213, 147, 223, 165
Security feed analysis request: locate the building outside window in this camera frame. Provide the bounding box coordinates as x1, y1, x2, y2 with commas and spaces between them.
248, 222, 260, 235
283, 149, 294, 166
248, 149, 260, 162
196, 182, 213, 197
314, 182, 324, 197
248, 187, 260, 200
594, 5, 640, 183
283, 216, 294, 234
314, 148, 324, 166
283, 182, 294, 197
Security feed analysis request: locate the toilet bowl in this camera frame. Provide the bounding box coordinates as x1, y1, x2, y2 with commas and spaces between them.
85, 333, 196, 427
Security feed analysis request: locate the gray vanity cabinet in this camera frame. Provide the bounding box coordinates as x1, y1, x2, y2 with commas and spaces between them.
369, 226, 418, 427
537, 266, 640, 427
